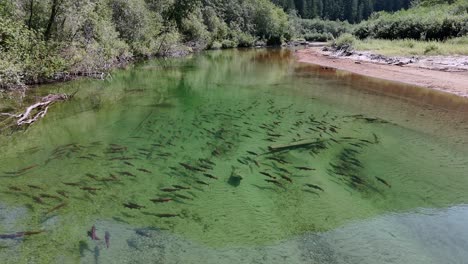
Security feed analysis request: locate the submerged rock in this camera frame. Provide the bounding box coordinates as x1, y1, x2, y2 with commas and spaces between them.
227, 166, 243, 187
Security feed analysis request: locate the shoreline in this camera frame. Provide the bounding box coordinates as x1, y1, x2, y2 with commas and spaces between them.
295, 47, 468, 98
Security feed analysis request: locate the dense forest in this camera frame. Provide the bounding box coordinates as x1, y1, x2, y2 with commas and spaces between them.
0, 0, 466, 89
273, 0, 412, 22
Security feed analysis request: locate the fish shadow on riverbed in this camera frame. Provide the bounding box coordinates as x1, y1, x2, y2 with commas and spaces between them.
94, 245, 100, 264
134, 227, 166, 238
251, 184, 277, 192
79, 240, 92, 257
302, 189, 320, 196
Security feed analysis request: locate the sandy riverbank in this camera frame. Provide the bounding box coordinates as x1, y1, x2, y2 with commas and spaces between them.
296, 47, 468, 98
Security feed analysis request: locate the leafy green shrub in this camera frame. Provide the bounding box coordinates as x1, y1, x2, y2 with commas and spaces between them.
294, 18, 351, 40
424, 43, 440, 54
334, 33, 357, 51
210, 41, 222, 49
202, 7, 229, 41
354, 1, 468, 40
221, 39, 237, 49
181, 11, 211, 50
233, 31, 257, 47
303, 32, 333, 41
0, 17, 66, 88
252, 0, 289, 44
111, 0, 161, 56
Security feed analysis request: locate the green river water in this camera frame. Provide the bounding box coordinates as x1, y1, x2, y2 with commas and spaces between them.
0, 49, 468, 264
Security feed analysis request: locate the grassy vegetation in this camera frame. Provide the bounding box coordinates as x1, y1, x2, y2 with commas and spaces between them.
352, 37, 468, 55
333, 34, 468, 56
330, 0, 468, 56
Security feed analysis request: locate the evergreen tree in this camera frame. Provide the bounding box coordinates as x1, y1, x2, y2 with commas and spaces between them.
274, 0, 414, 22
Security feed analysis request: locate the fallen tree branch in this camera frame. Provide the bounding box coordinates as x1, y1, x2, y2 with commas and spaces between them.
1, 93, 71, 126
0, 113, 21, 118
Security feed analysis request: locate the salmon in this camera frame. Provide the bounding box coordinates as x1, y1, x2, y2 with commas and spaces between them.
123, 202, 145, 210
150, 198, 172, 203
46, 202, 67, 214
304, 183, 324, 192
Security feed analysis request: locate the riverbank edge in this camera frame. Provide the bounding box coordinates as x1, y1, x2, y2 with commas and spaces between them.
0, 44, 270, 91
295, 47, 468, 98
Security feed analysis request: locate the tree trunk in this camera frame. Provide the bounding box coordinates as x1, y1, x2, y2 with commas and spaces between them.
44, 0, 61, 41
27, 0, 34, 30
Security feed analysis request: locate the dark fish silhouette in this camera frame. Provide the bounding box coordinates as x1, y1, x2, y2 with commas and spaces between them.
304, 183, 324, 192
260, 171, 275, 178
105, 231, 110, 248
123, 202, 145, 210
172, 185, 190, 190
0, 230, 44, 239
280, 175, 293, 183
56, 190, 69, 198
267, 157, 289, 164
203, 173, 218, 179
4, 164, 38, 175
174, 194, 192, 200
267, 133, 282, 137
80, 187, 101, 191
199, 158, 215, 166
265, 179, 283, 187
196, 180, 209, 185
373, 133, 380, 144
46, 202, 67, 214
63, 182, 80, 186
237, 158, 248, 165
32, 196, 44, 204
8, 186, 22, 192
375, 176, 391, 188
295, 166, 315, 171
179, 163, 204, 172
150, 198, 172, 203
39, 193, 61, 199
123, 161, 134, 167
199, 164, 213, 170
118, 171, 136, 177
161, 188, 179, 192
277, 167, 290, 174
109, 157, 133, 161
137, 168, 151, 173
155, 213, 178, 218
27, 185, 42, 190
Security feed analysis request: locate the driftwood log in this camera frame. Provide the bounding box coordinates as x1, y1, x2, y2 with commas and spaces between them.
0, 93, 73, 126
268, 139, 328, 153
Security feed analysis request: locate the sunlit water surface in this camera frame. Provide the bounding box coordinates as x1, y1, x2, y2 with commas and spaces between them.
1, 49, 468, 263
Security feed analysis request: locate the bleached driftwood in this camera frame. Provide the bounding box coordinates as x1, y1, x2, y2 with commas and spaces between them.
1, 93, 72, 126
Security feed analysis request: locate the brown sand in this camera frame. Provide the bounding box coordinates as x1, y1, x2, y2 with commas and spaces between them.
296, 48, 468, 98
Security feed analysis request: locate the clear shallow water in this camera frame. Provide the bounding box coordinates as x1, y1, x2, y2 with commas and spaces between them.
0, 49, 468, 263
